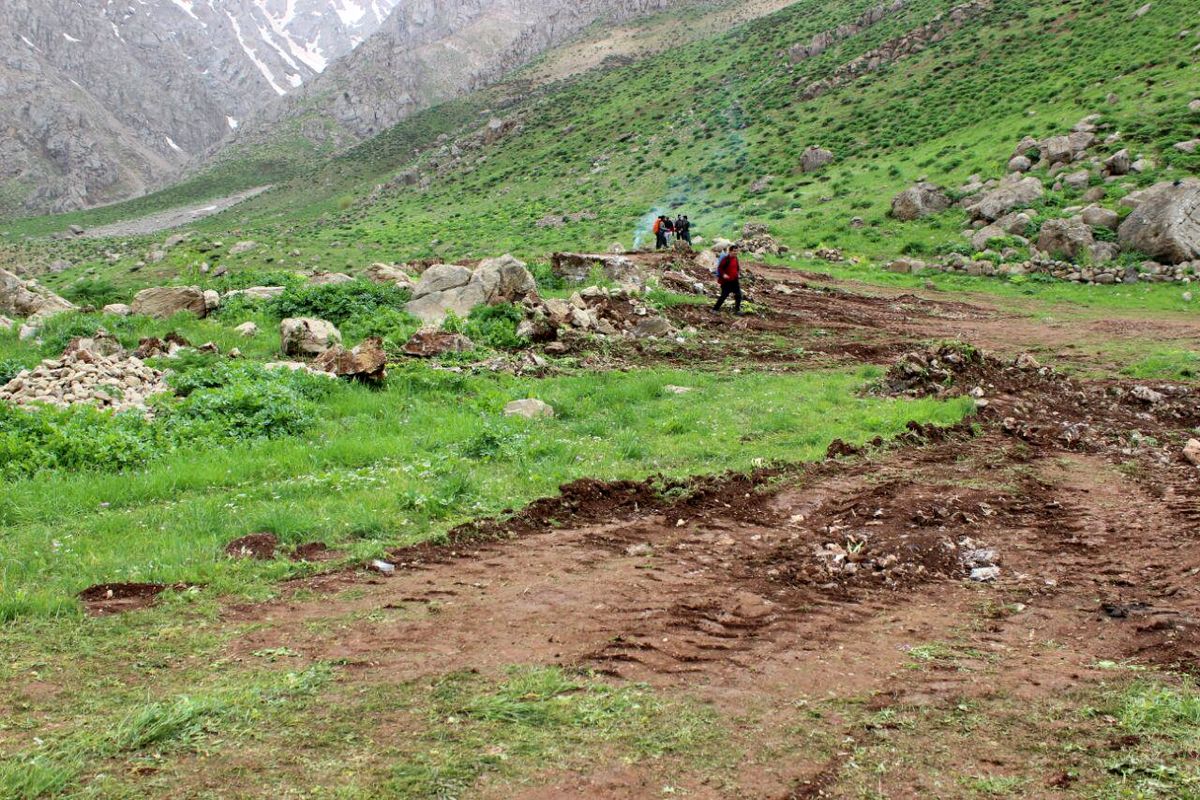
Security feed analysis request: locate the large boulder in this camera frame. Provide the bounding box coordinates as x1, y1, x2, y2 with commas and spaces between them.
0, 268, 76, 318
224, 286, 285, 302
890, 183, 951, 221
411, 264, 473, 299
967, 175, 1044, 221
364, 263, 416, 289
799, 146, 835, 173
313, 337, 387, 381
407, 256, 537, 325
131, 286, 208, 318
1117, 179, 1200, 264
280, 317, 342, 356
474, 254, 539, 303
1081, 205, 1120, 230
1037, 218, 1096, 262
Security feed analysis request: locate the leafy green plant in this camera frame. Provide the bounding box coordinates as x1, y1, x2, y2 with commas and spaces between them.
268, 280, 411, 326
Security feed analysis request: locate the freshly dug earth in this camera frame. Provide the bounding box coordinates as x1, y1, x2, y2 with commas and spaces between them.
211, 341, 1199, 795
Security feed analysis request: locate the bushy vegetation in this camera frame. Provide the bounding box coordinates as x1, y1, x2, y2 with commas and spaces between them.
0, 358, 337, 481
267, 279, 411, 325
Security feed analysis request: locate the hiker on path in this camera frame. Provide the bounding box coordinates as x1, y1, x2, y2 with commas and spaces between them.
676, 215, 692, 245
713, 244, 742, 314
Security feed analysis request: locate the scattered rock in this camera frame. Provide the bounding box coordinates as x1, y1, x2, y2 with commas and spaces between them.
401, 330, 474, 357
891, 182, 952, 220
1081, 205, 1120, 230
313, 337, 387, 381
1131, 385, 1164, 404
664, 385, 694, 394
632, 317, 674, 339
504, 399, 554, 419
280, 317, 341, 357
102, 303, 132, 316
224, 286, 285, 302
1037, 218, 1097, 262
0, 349, 167, 413
1183, 439, 1200, 466
308, 272, 354, 286
799, 145, 835, 173
369, 559, 396, 575
235, 321, 259, 337
131, 286, 209, 319
0, 267, 76, 318
228, 240, 258, 255
364, 263, 416, 289
968, 175, 1044, 221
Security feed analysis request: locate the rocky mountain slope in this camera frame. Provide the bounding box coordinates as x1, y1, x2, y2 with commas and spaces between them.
0, 0, 397, 216
232, 0, 681, 147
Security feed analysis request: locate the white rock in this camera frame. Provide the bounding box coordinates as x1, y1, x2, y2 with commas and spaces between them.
235, 321, 259, 337
503, 399, 555, 419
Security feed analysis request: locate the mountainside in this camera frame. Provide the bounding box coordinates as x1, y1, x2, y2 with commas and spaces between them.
232, 0, 681, 147
0, 0, 398, 216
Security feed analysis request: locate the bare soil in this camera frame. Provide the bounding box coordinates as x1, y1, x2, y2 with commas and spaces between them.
69, 258, 1200, 795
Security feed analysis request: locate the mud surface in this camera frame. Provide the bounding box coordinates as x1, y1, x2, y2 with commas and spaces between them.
62, 254, 1200, 797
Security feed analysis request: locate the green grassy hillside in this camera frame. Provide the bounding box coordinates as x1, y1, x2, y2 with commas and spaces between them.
6, 0, 1198, 285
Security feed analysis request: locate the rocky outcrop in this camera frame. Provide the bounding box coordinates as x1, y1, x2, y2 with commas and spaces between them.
131, 287, 208, 319
788, 0, 908, 62
0, 268, 76, 318
1117, 179, 1200, 264
280, 318, 342, 357
406, 255, 538, 325
799, 0, 992, 100
238, 0, 677, 153
891, 183, 951, 220
1, 0, 397, 214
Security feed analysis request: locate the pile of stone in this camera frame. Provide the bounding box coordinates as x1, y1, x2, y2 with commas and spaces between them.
739, 222, 788, 255
551, 253, 645, 287
520, 286, 674, 344
890, 253, 1196, 285
0, 349, 167, 413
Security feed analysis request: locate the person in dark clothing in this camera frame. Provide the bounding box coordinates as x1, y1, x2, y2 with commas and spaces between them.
676, 215, 692, 245
654, 215, 670, 249
713, 244, 742, 314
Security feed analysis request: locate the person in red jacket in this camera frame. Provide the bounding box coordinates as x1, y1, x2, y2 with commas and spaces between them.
713, 244, 743, 314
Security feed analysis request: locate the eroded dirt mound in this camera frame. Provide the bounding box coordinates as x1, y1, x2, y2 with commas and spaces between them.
77, 582, 192, 615
224, 533, 279, 560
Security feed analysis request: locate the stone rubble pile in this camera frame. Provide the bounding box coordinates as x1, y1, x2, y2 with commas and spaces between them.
520, 286, 675, 345
0, 349, 167, 413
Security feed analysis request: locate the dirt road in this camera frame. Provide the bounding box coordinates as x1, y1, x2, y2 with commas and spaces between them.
79, 185, 271, 238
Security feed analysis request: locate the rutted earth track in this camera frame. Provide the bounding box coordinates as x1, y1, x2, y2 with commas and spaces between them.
53, 258, 1200, 796
213, 432, 1200, 796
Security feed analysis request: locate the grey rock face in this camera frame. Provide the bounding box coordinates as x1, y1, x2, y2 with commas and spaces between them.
1, 0, 398, 215
243, 0, 676, 146
1118, 179, 1200, 264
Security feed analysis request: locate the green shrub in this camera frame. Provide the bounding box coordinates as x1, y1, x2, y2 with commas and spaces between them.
0, 361, 338, 479
60, 277, 125, 308
458, 304, 529, 351
268, 280, 411, 325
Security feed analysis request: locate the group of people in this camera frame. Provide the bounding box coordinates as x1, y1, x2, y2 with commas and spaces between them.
652, 214, 692, 249
649, 212, 742, 315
